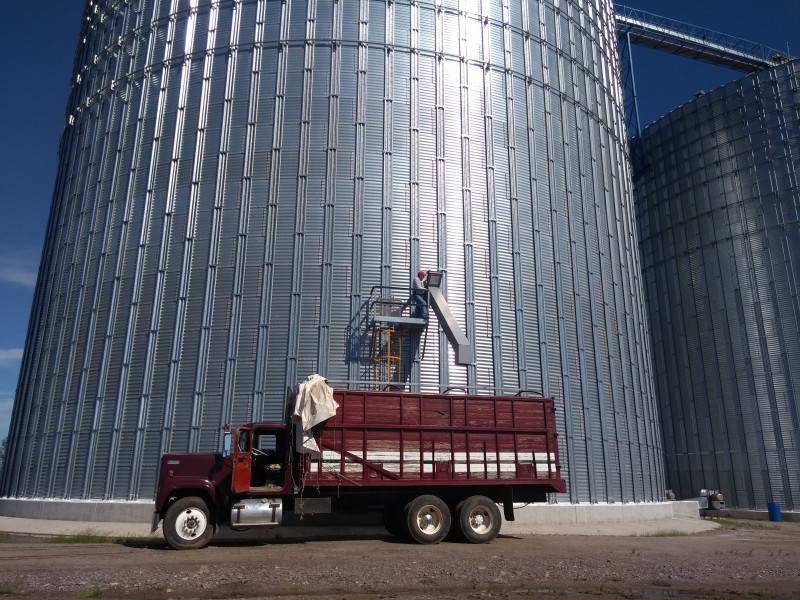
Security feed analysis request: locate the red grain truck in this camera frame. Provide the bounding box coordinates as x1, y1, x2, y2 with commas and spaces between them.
152, 388, 565, 549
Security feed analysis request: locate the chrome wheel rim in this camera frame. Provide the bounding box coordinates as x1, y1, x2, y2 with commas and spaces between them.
175, 507, 208, 540
416, 505, 444, 535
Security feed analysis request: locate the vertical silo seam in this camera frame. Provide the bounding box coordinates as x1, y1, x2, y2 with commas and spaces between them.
90, 20, 148, 498
764, 74, 798, 507
244, 4, 269, 405
32, 76, 73, 497
574, 107, 601, 503
121, 8, 182, 497
381, 1, 394, 291
518, 0, 540, 396
434, 5, 450, 387
734, 177, 773, 509
408, 2, 421, 385
286, 0, 316, 390
598, 124, 625, 503
584, 117, 613, 502
554, 87, 580, 501
258, 1, 289, 418
192, 1, 238, 448
228, 2, 263, 418
65, 93, 112, 498
103, 4, 167, 496
48, 104, 98, 497
748, 76, 784, 507
721, 226, 755, 507
499, 2, 528, 395
522, 10, 547, 398
547, 12, 580, 498
82, 89, 128, 499
129, 5, 200, 499
458, 8, 477, 393
614, 132, 637, 502
319, 3, 340, 378
621, 143, 648, 500
339, 1, 361, 388
483, 58, 503, 393
355, 0, 371, 382
162, 1, 218, 456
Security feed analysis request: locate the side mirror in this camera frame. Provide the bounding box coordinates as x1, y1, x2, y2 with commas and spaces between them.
222, 428, 232, 457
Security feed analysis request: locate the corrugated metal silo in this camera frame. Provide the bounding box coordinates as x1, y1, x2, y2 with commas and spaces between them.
2, 0, 662, 507
634, 60, 800, 510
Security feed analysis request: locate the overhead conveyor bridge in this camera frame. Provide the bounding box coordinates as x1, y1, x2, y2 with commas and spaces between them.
614, 4, 793, 139
615, 4, 790, 73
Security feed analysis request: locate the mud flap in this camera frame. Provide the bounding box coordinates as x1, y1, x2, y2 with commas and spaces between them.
503, 490, 515, 521
150, 511, 161, 533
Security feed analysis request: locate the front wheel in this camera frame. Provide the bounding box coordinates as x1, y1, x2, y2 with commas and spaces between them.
457, 495, 502, 543
163, 496, 215, 550
404, 495, 451, 544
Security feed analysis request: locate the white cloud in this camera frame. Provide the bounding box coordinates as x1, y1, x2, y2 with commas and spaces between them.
0, 348, 24, 366
0, 251, 39, 288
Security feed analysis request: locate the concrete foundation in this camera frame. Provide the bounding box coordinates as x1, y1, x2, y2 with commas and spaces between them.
0, 497, 700, 525
0, 498, 153, 523
510, 500, 701, 525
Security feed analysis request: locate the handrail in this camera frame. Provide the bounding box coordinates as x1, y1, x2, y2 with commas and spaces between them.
615, 4, 792, 72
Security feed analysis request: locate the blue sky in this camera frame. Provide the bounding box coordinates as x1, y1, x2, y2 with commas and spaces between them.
0, 0, 798, 441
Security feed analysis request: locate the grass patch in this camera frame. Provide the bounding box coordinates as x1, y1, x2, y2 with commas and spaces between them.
0, 578, 24, 595
46, 528, 111, 544
0, 532, 11, 543
708, 517, 742, 530
707, 517, 775, 532
645, 529, 690, 537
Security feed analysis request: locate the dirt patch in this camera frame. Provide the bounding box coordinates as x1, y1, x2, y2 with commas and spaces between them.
1, 519, 798, 599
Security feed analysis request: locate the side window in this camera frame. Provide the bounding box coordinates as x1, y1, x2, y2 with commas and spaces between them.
237, 430, 250, 452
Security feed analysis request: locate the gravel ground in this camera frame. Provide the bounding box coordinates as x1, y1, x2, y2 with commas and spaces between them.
1, 519, 798, 599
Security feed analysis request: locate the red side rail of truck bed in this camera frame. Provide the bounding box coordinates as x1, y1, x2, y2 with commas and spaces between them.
306, 390, 565, 492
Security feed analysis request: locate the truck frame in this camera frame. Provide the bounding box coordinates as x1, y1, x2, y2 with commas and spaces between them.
153, 389, 566, 549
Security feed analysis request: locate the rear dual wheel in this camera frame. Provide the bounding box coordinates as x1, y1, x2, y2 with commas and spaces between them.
404, 495, 451, 544
390, 494, 502, 544
456, 495, 502, 544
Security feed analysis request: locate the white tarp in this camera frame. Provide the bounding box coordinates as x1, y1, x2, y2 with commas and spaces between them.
291, 374, 339, 455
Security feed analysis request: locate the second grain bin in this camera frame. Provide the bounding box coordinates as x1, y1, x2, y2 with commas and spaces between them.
634, 60, 800, 510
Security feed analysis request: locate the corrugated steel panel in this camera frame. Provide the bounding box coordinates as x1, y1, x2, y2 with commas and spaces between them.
3, 0, 661, 505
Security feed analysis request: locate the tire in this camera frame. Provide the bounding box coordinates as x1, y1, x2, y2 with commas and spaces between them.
163, 496, 215, 550
457, 495, 502, 544
382, 506, 405, 538
403, 495, 451, 544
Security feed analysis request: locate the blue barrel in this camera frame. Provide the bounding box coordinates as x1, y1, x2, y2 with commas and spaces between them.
767, 502, 782, 522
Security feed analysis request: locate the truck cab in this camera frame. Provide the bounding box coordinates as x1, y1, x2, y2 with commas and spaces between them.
154, 421, 296, 550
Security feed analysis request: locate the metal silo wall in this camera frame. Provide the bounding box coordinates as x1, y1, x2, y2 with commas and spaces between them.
633, 61, 800, 510
2, 0, 663, 504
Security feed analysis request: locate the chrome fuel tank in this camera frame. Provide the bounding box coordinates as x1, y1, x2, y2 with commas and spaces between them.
229, 498, 282, 529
